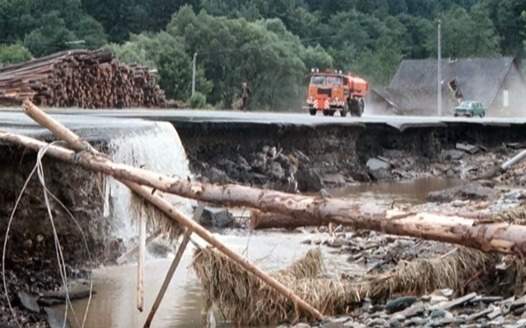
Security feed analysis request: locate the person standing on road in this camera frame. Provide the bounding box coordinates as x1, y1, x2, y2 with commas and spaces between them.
240, 82, 251, 111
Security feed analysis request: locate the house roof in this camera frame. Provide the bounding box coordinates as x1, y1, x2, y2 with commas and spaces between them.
382, 57, 520, 113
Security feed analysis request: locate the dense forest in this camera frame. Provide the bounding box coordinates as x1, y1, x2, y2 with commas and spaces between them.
0, 0, 525, 109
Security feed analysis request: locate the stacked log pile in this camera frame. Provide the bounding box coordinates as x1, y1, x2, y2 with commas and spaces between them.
0, 49, 165, 108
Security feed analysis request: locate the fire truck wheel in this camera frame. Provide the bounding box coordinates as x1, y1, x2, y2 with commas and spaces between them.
309, 108, 317, 116
359, 99, 365, 115
323, 110, 335, 116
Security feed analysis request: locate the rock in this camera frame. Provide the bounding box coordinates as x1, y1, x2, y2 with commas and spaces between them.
17, 291, 40, 313
292, 323, 311, 328
343, 321, 366, 328
208, 167, 230, 183
427, 183, 497, 202
391, 301, 425, 321
296, 167, 324, 192
511, 295, 526, 311
441, 149, 465, 160
326, 317, 350, 324
147, 241, 172, 258
323, 174, 347, 186
276, 153, 291, 167
326, 238, 345, 248
385, 296, 418, 314
199, 207, 234, 228
388, 319, 401, 328
439, 289, 454, 297
367, 158, 391, 171
430, 309, 451, 319
36, 234, 44, 243
322, 318, 350, 328
365, 318, 387, 327
456, 143, 480, 154
431, 292, 477, 311
269, 162, 285, 180
236, 155, 251, 171
366, 158, 392, 180
465, 307, 493, 322
405, 317, 426, 326
44, 306, 69, 328
486, 306, 502, 320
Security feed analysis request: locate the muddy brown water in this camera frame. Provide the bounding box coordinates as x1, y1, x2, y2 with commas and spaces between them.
62, 177, 459, 328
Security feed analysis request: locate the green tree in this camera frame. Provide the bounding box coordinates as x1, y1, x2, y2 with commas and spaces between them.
0, 43, 32, 65
71, 15, 107, 49
489, 0, 526, 55
23, 11, 76, 56
157, 46, 193, 100
167, 7, 333, 109
109, 31, 212, 101
428, 5, 500, 58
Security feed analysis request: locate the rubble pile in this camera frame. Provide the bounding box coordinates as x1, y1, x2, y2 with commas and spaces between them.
195, 146, 341, 192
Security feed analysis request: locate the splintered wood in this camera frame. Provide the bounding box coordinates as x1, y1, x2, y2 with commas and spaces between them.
0, 49, 165, 108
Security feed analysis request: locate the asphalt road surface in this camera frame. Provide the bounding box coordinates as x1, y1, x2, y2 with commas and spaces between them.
2, 107, 526, 132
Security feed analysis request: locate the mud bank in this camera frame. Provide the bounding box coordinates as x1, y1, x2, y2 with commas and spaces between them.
177, 123, 526, 191
0, 143, 123, 326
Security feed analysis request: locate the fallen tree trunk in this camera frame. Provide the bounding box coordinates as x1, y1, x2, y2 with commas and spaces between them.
18, 101, 323, 320
250, 210, 325, 230
2, 129, 526, 256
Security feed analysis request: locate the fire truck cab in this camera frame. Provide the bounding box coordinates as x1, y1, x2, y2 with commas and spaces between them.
304, 69, 368, 117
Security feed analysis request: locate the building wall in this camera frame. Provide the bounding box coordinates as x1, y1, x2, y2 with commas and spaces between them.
491, 64, 526, 116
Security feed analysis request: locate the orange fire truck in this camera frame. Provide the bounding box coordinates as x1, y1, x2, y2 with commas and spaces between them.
304, 69, 368, 117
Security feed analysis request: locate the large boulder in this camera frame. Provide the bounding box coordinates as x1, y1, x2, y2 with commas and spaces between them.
199, 207, 235, 228
296, 167, 324, 192
366, 158, 392, 180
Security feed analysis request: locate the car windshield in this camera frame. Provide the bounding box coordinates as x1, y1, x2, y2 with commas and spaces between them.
310, 75, 342, 86
326, 76, 342, 85
310, 75, 325, 85
459, 101, 474, 109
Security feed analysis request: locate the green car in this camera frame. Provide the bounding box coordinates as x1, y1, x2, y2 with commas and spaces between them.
454, 101, 486, 118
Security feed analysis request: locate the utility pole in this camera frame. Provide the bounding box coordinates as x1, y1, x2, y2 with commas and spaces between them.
437, 19, 442, 116
192, 52, 197, 97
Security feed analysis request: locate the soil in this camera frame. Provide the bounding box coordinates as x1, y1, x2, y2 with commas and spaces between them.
4, 121, 526, 326
0, 144, 122, 327
177, 123, 526, 192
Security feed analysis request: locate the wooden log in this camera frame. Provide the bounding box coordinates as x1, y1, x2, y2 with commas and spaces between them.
19, 102, 324, 320
137, 214, 146, 312
250, 210, 325, 230
3, 130, 526, 256
143, 229, 192, 328
0, 50, 165, 108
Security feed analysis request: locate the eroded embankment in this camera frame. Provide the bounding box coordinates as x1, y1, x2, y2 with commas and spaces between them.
177, 123, 526, 191
0, 143, 121, 325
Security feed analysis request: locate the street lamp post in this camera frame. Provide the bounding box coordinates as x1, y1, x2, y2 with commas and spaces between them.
437, 19, 442, 116
192, 52, 197, 97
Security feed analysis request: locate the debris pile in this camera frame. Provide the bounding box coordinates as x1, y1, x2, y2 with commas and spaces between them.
192, 245, 504, 326
0, 49, 165, 108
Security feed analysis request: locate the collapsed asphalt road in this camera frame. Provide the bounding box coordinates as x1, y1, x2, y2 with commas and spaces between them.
2, 107, 526, 131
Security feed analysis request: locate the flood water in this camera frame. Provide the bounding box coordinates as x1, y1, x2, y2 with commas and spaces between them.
64, 177, 460, 328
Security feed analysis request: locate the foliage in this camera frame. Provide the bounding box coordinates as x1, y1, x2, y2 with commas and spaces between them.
0, 0, 525, 109
109, 31, 212, 101
0, 44, 32, 65
190, 92, 207, 108
164, 8, 332, 109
